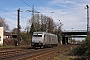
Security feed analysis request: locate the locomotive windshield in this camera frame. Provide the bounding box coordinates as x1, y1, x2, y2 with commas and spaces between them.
33, 33, 42, 37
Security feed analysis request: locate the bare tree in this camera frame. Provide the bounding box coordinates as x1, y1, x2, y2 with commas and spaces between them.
34, 14, 40, 31
46, 16, 55, 33
27, 14, 60, 34
0, 17, 9, 31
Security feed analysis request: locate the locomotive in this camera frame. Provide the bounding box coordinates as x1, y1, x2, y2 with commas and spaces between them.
31, 32, 58, 48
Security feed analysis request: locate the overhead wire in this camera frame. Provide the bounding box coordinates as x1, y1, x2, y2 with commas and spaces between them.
20, 0, 32, 8
0, 3, 28, 31
0, 0, 38, 30
37, 0, 85, 15
37, 0, 63, 24
38, 0, 51, 13
37, 0, 60, 17
37, 0, 87, 31
0, 7, 26, 20
0, 0, 32, 21
20, 0, 41, 30
62, 8, 85, 16
3, 0, 85, 30
20, 0, 39, 13
0, 7, 17, 16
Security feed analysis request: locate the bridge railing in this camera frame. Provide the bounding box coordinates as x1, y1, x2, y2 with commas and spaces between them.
62, 30, 87, 32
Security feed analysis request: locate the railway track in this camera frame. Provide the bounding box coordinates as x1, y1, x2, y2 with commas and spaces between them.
0, 44, 79, 60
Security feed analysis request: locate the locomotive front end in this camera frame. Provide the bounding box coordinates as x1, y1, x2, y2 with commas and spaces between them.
31, 32, 43, 48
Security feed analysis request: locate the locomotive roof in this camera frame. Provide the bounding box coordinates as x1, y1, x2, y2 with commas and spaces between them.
33, 32, 57, 36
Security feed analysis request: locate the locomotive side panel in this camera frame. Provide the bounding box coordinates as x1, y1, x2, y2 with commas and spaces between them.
43, 33, 58, 47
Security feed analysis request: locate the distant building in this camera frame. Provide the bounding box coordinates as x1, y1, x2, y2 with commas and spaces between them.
0, 27, 3, 46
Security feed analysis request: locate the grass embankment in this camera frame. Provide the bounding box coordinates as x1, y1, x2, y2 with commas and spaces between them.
0, 46, 16, 49
53, 47, 73, 60
68, 35, 90, 60
54, 34, 90, 60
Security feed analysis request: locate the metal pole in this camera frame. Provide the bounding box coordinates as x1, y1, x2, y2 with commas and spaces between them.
32, 4, 34, 24
86, 5, 89, 33
17, 8, 20, 46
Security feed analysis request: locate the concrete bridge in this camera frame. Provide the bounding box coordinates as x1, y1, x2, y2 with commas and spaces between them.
61, 30, 87, 44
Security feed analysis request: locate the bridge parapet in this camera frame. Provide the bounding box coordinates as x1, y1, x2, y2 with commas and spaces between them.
63, 30, 87, 32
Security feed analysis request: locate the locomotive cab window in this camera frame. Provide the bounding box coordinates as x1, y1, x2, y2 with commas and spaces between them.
37, 35, 42, 37
33, 33, 42, 37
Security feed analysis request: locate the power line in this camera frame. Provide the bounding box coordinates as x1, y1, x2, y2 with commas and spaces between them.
6, 0, 31, 20
7, 0, 17, 7
0, 7, 28, 22
38, 0, 49, 11
20, 0, 32, 8
0, 8, 17, 16
37, 0, 54, 14
20, 0, 38, 13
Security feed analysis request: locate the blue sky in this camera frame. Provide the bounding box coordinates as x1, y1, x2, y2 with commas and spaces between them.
0, 0, 90, 31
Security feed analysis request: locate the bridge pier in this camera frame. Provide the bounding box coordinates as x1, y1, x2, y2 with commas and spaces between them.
65, 37, 68, 44
62, 36, 68, 44
62, 36, 65, 44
